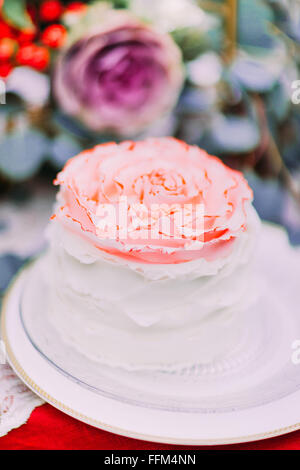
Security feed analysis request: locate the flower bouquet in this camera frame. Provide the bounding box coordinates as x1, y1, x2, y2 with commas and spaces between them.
0, 0, 299, 210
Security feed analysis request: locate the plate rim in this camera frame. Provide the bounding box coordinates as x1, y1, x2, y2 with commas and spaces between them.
2, 261, 300, 446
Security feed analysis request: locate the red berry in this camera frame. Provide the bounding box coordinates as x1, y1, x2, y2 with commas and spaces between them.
0, 61, 13, 78
0, 20, 13, 39
66, 2, 86, 13
0, 38, 17, 61
16, 44, 50, 71
16, 44, 35, 65
17, 28, 36, 45
40, 0, 63, 22
32, 46, 50, 70
41, 24, 66, 48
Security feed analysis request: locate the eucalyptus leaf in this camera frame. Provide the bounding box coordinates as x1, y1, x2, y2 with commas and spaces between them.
0, 130, 50, 181
53, 112, 94, 140
51, 134, 82, 169
178, 88, 215, 114
231, 58, 277, 93
282, 114, 300, 169
2, 0, 33, 30
282, 140, 300, 170
238, 0, 275, 50
209, 115, 260, 154
266, 79, 290, 122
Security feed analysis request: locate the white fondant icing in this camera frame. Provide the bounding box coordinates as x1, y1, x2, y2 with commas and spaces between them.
44, 205, 261, 370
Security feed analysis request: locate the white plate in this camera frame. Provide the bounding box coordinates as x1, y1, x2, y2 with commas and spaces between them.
2, 223, 300, 445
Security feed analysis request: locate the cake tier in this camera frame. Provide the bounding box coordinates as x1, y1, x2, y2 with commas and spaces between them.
44, 203, 260, 371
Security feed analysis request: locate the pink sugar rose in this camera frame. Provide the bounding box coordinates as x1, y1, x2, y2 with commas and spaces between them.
53, 137, 253, 264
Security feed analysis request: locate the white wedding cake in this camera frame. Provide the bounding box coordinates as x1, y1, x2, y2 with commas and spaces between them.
43, 137, 260, 370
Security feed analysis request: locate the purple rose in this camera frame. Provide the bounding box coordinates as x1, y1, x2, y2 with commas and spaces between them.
54, 5, 184, 136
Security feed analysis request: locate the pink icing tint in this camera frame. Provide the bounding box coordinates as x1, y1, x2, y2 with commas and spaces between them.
52, 137, 253, 264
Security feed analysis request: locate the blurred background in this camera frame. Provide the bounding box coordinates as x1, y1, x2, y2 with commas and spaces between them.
0, 0, 300, 301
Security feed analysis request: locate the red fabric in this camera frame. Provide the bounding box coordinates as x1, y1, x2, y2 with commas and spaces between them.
0, 404, 300, 450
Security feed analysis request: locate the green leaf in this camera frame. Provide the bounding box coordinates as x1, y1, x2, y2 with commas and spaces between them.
0, 130, 50, 181
2, 0, 33, 31
172, 20, 222, 61
172, 28, 209, 61
111, 0, 128, 8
